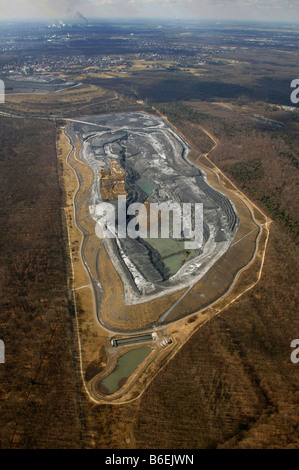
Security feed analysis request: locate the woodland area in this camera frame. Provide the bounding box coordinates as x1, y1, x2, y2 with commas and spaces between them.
0, 117, 82, 448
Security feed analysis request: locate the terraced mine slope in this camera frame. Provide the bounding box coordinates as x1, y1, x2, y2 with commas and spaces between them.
66, 113, 239, 306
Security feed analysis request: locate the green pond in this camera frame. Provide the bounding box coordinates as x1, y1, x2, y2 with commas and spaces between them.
135, 176, 198, 275
163, 252, 188, 274
136, 177, 156, 195
100, 347, 152, 394
144, 236, 198, 275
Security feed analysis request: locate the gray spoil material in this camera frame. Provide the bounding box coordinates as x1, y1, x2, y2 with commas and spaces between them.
66, 112, 240, 306
5, 75, 78, 94
118, 236, 167, 284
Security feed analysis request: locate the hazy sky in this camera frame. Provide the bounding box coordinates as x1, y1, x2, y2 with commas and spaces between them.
1, 0, 299, 22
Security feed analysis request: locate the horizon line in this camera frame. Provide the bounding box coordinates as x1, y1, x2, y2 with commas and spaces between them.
0, 17, 299, 25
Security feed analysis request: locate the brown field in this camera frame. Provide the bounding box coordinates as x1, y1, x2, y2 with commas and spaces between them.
2, 85, 112, 117
1, 83, 146, 119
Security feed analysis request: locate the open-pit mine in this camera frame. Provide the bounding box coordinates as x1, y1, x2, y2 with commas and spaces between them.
58, 112, 270, 404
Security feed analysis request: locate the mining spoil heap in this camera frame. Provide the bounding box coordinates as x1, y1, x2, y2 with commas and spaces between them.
66, 112, 239, 306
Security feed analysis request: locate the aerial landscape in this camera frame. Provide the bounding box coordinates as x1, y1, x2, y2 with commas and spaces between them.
0, 0, 298, 451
